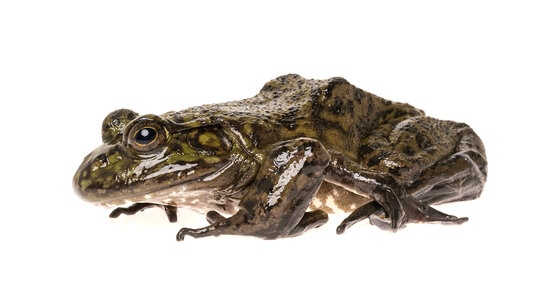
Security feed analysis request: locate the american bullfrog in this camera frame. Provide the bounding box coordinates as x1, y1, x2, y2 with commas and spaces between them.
73, 74, 487, 240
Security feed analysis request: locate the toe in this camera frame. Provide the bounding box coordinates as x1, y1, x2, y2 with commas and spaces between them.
176, 228, 190, 241
109, 208, 123, 218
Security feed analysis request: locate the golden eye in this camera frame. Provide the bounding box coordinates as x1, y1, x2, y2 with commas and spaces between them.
127, 123, 166, 152
124, 115, 168, 153
133, 127, 158, 146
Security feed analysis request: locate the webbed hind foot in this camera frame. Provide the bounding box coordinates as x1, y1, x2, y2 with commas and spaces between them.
367, 197, 468, 231
336, 197, 468, 233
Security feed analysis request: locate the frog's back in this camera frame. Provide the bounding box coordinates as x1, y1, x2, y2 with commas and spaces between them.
164, 74, 424, 160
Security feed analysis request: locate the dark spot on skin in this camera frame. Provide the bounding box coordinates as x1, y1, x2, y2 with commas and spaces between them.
416, 133, 432, 149
173, 116, 185, 123
367, 151, 392, 167
402, 125, 420, 135
403, 146, 414, 155
323, 87, 332, 99
346, 100, 355, 114
388, 165, 408, 177
393, 110, 407, 119
280, 109, 299, 130
260, 83, 275, 92
330, 98, 344, 115
389, 167, 401, 176
353, 87, 364, 99
367, 156, 380, 167
358, 144, 373, 157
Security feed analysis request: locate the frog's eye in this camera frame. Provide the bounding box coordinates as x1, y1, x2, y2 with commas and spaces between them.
126, 119, 167, 152
134, 127, 158, 146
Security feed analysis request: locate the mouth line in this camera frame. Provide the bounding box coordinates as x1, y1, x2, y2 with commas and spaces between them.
89, 167, 226, 207
77, 157, 239, 208
91, 177, 200, 207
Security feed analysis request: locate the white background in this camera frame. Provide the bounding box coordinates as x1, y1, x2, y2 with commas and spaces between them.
1, 1, 531, 299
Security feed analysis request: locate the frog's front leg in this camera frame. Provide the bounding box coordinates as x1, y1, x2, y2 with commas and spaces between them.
177, 138, 331, 241
109, 203, 177, 222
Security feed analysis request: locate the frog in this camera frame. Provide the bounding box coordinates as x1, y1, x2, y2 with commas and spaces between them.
73, 74, 487, 241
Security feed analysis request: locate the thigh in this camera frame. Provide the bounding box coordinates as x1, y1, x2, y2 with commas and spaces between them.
360, 117, 486, 188
407, 149, 487, 205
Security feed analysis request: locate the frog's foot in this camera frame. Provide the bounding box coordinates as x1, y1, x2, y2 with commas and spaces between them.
288, 210, 328, 237
177, 210, 246, 241
177, 138, 330, 241
332, 173, 469, 232
336, 201, 381, 234
369, 209, 468, 230
367, 195, 468, 231
109, 203, 177, 222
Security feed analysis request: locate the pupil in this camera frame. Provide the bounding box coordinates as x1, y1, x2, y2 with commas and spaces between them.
135, 127, 156, 144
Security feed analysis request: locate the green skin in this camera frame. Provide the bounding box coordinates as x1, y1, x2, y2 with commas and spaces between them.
73, 74, 488, 240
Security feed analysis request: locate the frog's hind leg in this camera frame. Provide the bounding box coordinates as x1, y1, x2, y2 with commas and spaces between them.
333, 122, 487, 232
368, 127, 487, 230
409, 153, 487, 206
177, 138, 330, 241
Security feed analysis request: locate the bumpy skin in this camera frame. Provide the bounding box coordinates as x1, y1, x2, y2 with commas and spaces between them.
73, 74, 487, 240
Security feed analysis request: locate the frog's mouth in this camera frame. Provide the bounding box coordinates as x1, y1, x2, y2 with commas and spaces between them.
94, 183, 239, 214
73, 158, 243, 214
93, 184, 209, 208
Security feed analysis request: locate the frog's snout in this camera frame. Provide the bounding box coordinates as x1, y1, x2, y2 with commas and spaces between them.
73, 153, 100, 203
72, 145, 119, 204
72, 170, 89, 202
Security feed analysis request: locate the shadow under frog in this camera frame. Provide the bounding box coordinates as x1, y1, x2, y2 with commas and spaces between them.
73, 74, 487, 241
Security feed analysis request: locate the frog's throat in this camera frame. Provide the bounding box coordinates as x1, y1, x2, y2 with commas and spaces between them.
95, 184, 239, 214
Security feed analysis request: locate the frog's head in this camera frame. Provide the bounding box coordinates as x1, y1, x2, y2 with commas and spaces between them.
73, 109, 254, 207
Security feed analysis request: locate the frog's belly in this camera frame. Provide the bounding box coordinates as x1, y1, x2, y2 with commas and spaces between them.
309, 181, 372, 214
99, 181, 370, 216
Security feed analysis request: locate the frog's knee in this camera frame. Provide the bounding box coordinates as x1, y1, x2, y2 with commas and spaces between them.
452, 150, 487, 180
